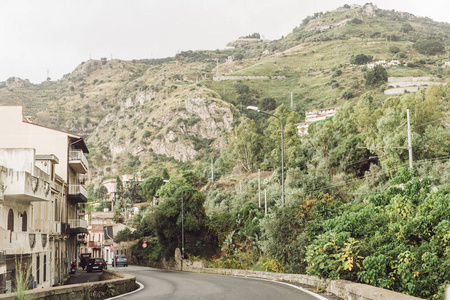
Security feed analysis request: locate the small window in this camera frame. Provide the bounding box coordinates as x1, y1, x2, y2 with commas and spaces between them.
7, 209, 14, 231
22, 212, 27, 232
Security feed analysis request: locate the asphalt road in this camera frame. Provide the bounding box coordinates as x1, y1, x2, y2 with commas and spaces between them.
110, 265, 328, 300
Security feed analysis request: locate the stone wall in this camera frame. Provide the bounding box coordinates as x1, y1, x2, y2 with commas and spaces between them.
0, 270, 136, 300
179, 259, 424, 300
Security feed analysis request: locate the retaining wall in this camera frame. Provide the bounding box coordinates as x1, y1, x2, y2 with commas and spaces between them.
180, 260, 424, 300
0, 270, 136, 300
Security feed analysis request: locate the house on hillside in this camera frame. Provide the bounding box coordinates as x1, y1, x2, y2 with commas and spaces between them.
297, 107, 337, 135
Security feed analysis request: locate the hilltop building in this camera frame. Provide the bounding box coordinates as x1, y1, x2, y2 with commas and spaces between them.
0, 106, 89, 292
297, 107, 337, 135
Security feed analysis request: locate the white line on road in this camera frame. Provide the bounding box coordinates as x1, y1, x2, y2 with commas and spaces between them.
105, 281, 144, 299
248, 277, 330, 300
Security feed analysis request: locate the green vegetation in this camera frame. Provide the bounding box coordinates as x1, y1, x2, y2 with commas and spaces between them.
1, 5, 449, 298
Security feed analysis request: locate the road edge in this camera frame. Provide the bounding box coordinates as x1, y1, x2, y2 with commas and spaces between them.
105, 281, 144, 299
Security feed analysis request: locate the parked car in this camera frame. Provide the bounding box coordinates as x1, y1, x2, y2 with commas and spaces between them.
112, 254, 128, 267
79, 253, 91, 270
86, 258, 107, 272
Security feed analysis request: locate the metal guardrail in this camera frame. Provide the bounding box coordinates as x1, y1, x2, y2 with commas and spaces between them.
69, 150, 89, 170
68, 218, 87, 229
68, 184, 88, 199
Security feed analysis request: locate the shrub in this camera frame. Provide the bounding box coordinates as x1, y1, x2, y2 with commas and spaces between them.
351, 54, 372, 65
364, 65, 388, 87
389, 46, 400, 54
413, 40, 445, 56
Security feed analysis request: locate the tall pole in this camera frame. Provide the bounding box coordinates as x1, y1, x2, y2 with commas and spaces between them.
407, 109, 413, 169
247, 106, 285, 206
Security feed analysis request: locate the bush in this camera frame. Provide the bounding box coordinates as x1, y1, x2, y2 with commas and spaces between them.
413, 40, 445, 56
364, 65, 388, 87
351, 54, 372, 65
389, 46, 400, 54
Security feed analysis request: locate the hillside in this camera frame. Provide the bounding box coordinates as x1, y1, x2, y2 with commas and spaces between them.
0, 3, 449, 181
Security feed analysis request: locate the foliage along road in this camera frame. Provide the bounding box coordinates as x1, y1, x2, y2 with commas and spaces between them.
109, 265, 330, 300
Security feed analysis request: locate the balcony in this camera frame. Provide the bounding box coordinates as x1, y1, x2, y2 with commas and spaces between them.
68, 184, 88, 203
69, 150, 89, 174
0, 168, 51, 203
88, 241, 102, 248
68, 219, 88, 234
0, 230, 47, 254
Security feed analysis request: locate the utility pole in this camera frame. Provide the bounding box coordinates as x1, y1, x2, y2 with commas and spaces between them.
358, 109, 413, 169
407, 109, 413, 169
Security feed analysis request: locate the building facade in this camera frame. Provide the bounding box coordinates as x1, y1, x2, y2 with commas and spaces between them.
0, 106, 89, 292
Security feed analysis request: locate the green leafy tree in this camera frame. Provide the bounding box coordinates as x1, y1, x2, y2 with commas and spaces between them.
231, 118, 262, 172
154, 183, 216, 258
351, 54, 372, 65
140, 176, 164, 202
364, 65, 387, 87
413, 40, 445, 55
93, 185, 108, 201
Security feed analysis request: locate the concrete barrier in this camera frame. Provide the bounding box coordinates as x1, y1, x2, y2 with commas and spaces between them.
180, 259, 425, 300
0, 270, 137, 300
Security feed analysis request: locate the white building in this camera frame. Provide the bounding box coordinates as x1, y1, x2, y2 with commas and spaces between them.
297, 107, 337, 135
0, 106, 89, 292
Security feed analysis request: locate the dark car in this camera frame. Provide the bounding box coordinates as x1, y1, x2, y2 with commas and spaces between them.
112, 254, 128, 267
86, 258, 107, 272
79, 253, 91, 270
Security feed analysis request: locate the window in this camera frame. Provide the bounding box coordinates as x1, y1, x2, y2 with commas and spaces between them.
43, 255, 47, 282
7, 209, 13, 243
36, 255, 40, 285
22, 212, 27, 232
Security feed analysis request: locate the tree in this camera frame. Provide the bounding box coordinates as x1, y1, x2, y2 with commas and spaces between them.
351, 54, 372, 65
231, 118, 262, 172
364, 65, 387, 87
154, 184, 215, 258
413, 40, 445, 56
122, 177, 144, 203
401, 23, 414, 33
93, 185, 108, 201
140, 176, 164, 202
261, 97, 277, 111
162, 168, 170, 180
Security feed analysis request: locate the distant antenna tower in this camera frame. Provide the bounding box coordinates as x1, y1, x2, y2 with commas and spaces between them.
47, 69, 50, 80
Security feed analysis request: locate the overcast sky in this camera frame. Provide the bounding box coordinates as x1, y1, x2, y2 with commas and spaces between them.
1, 0, 448, 83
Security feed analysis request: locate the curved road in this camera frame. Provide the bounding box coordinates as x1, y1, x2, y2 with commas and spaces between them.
110, 265, 327, 300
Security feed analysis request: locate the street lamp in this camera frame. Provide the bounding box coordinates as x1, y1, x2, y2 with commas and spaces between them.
163, 180, 185, 270
247, 106, 285, 206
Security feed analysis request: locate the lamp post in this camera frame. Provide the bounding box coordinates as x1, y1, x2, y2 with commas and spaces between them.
163, 180, 184, 270
247, 106, 285, 206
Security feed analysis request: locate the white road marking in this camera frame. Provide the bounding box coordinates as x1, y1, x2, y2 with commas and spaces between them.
105, 280, 144, 299
248, 277, 330, 300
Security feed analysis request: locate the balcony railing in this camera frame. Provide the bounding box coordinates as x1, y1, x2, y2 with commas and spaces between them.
68, 218, 88, 234
1, 170, 51, 203
69, 150, 89, 174
88, 241, 102, 248
68, 184, 88, 203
